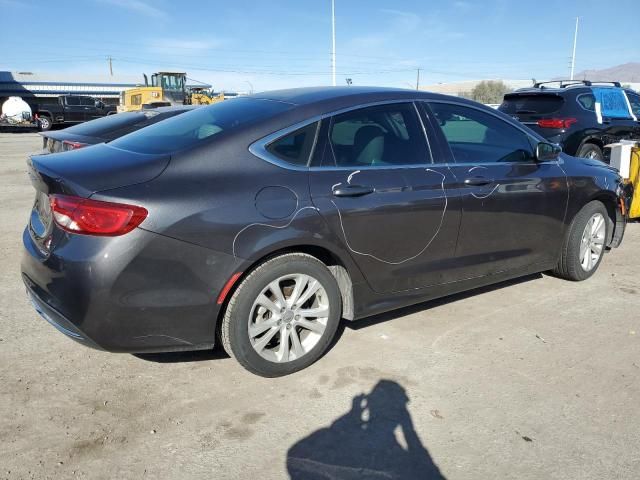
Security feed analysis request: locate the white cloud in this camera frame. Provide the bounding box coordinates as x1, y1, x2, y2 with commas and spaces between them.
379, 8, 421, 32
0, 0, 32, 8
349, 34, 387, 50
453, 1, 472, 9
147, 38, 227, 52
101, 0, 168, 20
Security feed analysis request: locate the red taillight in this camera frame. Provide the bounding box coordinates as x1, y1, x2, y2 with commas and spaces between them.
49, 195, 148, 236
537, 118, 577, 129
62, 140, 88, 151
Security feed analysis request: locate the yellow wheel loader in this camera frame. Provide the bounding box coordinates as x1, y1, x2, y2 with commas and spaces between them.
117, 72, 224, 112
189, 87, 225, 106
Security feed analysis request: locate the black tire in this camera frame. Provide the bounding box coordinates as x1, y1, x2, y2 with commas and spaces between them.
576, 143, 603, 161
553, 201, 608, 281
38, 115, 52, 131
221, 253, 342, 377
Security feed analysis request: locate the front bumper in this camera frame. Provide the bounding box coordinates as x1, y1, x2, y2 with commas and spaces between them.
610, 188, 629, 249
22, 226, 240, 353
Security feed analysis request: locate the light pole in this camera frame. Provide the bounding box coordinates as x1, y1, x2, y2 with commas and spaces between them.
331, 0, 336, 86
570, 17, 579, 80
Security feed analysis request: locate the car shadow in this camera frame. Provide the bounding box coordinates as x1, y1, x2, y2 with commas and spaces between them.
287, 379, 446, 479
134, 348, 228, 363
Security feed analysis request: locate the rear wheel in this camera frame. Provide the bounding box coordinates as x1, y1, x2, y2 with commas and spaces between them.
38, 115, 52, 131
221, 253, 342, 377
553, 201, 608, 281
577, 143, 603, 161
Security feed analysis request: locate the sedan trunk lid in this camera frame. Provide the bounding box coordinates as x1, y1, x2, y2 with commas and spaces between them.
26, 143, 169, 253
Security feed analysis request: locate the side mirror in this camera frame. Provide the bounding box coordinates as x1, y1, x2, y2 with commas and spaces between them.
536, 142, 561, 162
95, 100, 104, 109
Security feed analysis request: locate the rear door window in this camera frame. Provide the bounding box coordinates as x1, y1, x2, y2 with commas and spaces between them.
499, 94, 564, 115
430, 102, 535, 163
65, 97, 81, 106
326, 103, 430, 167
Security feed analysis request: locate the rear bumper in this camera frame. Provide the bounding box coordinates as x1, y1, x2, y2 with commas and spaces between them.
24, 282, 103, 350
21, 226, 240, 353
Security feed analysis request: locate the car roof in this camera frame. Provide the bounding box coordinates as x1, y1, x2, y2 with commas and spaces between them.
507, 86, 591, 95
508, 84, 629, 96
251, 86, 413, 104
246, 86, 483, 117
146, 105, 199, 113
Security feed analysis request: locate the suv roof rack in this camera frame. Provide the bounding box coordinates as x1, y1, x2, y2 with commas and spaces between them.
533, 80, 622, 89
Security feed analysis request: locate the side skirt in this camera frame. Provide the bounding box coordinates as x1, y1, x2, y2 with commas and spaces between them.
349, 262, 555, 321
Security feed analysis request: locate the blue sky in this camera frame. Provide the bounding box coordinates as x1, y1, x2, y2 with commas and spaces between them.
1, 0, 638, 91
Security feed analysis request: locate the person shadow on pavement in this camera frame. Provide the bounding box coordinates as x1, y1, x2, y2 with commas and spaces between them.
287, 379, 446, 480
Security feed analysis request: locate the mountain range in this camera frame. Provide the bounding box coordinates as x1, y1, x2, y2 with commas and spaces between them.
571, 62, 640, 82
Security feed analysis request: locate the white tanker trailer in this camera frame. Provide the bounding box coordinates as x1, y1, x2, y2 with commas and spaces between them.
0, 96, 38, 128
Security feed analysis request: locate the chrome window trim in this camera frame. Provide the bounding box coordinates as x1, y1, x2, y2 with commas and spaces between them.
249, 98, 436, 171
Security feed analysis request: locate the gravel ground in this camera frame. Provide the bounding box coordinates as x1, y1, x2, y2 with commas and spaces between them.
1, 132, 639, 480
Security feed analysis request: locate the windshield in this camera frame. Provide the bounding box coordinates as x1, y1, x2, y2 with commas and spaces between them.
151, 74, 185, 91
109, 98, 293, 155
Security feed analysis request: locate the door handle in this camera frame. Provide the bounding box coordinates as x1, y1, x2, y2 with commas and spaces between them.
464, 176, 493, 186
332, 184, 374, 197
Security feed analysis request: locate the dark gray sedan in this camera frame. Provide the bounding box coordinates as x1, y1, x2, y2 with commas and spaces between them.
22, 87, 627, 376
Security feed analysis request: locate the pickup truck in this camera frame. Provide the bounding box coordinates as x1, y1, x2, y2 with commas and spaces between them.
36, 95, 117, 131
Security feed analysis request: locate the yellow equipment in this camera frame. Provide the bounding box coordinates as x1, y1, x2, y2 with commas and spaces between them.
628, 147, 640, 219
117, 72, 224, 112
189, 87, 225, 105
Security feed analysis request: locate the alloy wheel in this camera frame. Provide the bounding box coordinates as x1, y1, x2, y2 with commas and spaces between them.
579, 213, 605, 272
248, 274, 329, 363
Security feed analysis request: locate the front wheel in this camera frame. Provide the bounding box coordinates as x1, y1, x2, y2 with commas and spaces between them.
553, 201, 608, 281
221, 253, 342, 377
577, 143, 603, 161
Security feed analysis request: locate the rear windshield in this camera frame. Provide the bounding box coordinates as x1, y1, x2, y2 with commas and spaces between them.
110, 98, 293, 154
499, 94, 564, 115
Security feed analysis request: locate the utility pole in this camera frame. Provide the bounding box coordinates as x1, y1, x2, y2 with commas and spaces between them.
416, 68, 421, 90
331, 0, 336, 86
108, 56, 113, 76
570, 17, 579, 80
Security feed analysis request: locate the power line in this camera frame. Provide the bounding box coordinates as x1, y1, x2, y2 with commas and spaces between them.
113, 56, 418, 76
